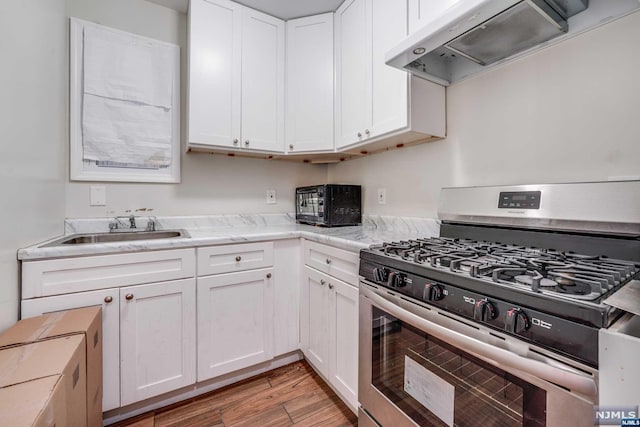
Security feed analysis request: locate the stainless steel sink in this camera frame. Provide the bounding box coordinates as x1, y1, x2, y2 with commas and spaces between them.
43, 230, 190, 247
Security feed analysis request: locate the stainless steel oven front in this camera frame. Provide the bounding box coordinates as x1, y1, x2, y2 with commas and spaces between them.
358, 282, 599, 427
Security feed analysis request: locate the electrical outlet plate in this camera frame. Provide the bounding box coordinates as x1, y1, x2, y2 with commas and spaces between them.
377, 188, 387, 205
90, 185, 106, 206
266, 189, 277, 204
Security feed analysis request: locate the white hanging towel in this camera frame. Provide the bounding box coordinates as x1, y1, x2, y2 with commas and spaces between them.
82, 25, 176, 168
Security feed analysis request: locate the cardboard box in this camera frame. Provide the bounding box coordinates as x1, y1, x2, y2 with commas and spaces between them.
0, 307, 103, 426
0, 375, 68, 427
0, 335, 86, 427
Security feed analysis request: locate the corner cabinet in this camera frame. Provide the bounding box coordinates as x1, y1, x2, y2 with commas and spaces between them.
285, 13, 335, 154
335, 0, 445, 151
188, 0, 285, 153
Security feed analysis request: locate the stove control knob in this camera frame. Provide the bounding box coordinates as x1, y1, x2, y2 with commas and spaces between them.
423, 283, 444, 301
387, 271, 405, 288
505, 308, 530, 334
473, 299, 497, 322
373, 267, 388, 283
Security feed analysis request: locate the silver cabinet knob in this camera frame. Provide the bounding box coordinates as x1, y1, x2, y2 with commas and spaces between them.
365, 129, 370, 135
235, 256, 242, 262
289, 144, 294, 150
266, 273, 272, 279
320, 280, 326, 286
125, 293, 134, 301
104, 296, 113, 303
328, 283, 334, 290
357, 132, 362, 138
244, 140, 250, 146
326, 258, 331, 264
233, 138, 239, 145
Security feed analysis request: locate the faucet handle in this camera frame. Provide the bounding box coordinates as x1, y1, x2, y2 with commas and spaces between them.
146, 220, 156, 231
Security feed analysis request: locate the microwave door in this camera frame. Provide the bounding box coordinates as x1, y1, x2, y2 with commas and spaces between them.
298, 191, 319, 217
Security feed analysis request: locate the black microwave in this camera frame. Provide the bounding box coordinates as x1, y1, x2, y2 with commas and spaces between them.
296, 185, 362, 227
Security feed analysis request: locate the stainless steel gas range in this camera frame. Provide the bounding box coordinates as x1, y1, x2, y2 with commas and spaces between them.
358, 181, 640, 427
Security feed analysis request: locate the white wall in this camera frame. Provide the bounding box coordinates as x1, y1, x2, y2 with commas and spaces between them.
65, 0, 327, 218
0, 0, 68, 331
328, 11, 640, 218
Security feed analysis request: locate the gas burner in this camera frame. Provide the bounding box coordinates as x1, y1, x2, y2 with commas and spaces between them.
515, 275, 557, 287
371, 236, 640, 302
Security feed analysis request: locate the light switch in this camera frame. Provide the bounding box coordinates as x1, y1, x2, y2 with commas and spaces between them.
90, 186, 106, 206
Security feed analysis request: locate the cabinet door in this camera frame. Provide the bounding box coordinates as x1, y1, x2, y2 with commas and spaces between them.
188, 0, 242, 148
21, 289, 120, 412
120, 278, 196, 405
408, 0, 461, 35
369, 0, 409, 139
329, 278, 359, 412
286, 13, 334, 153
241, 8, 285, 152
335, 0, 371, 149
301, 267, 330, 377
197, 269, 274, 381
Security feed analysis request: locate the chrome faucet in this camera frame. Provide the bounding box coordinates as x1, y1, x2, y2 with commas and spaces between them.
146, 217, 156, 231
109, 215, 138, 232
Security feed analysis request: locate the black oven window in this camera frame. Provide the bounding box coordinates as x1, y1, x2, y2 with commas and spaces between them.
371, 307, 546, 426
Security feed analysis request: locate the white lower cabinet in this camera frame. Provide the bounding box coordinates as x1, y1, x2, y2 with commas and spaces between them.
302, 267, 330, 376
197, 269, 274, 380
120, 279, 196, 405
328, 277, 359, 409
301, 265, 359, 412
19, 238, 363, 416
21, 288, 121, 412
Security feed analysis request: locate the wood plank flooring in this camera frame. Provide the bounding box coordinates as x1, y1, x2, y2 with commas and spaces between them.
111, 361, 357, 427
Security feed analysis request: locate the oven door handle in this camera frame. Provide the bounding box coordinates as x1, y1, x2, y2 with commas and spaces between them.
365, 289, 598, 398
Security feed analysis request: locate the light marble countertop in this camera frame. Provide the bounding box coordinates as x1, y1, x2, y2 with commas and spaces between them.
18, 214, 440, 260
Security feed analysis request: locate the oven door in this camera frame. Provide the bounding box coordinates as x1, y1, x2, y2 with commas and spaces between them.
359, 282, 598, 427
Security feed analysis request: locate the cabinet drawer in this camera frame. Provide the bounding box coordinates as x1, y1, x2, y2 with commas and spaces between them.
304, 240, 359, 285
22, 249, 196, 298
197, 242, 274, 276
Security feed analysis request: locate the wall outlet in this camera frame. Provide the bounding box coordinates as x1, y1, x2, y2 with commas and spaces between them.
377, 188, 387, 205
266, 189, 277, 204
90, 185, 106, 206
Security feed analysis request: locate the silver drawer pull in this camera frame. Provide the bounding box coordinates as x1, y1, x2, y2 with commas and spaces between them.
320, 280, 326, 286
328, 283, 334, 290
235, 256, 242, 262
266, 273, 272, 279
125, 293, 134, 301
104, 296, 113, 304
326, 258, 331, 264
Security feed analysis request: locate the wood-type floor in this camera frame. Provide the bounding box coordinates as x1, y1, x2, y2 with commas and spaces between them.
112, 360, 357, 427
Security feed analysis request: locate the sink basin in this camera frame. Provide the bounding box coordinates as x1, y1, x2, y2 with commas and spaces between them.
43, 230, 190, 247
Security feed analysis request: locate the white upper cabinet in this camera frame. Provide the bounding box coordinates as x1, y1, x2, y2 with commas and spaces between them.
285, 13, 335, 153
335, 0, 445, 150
188, 0, 284, 153
370, 0, 409, 139
335, 0, 370, 148
188, 0, 241, 148
241, 9, 285, 152
408, 0, 461, 35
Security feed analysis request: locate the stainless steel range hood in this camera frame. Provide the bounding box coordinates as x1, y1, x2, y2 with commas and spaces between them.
386, 0, 640, 86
